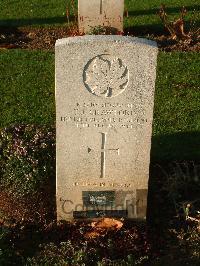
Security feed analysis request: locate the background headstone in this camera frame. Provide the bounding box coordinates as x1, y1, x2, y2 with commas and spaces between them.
78, 0, 124, 34
56, 36, 158, 221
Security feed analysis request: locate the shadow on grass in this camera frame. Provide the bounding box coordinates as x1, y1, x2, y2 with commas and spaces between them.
0, 4, 199, 28
127, 5, 200, 17
124, 23, 166, 35
124, 19, 200, 35
0, 16, 76, 27
151, 131, 200, 161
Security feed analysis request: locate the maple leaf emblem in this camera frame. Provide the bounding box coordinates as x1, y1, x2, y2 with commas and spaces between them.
83, 55, 129, 98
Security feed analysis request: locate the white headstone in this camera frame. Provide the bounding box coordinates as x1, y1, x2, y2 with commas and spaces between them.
78, 0, 124, 34
56, 35, 158, 221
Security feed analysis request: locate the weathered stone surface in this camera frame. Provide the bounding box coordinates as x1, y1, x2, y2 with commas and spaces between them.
56, 35, 158, 220
78, 0, 124, 33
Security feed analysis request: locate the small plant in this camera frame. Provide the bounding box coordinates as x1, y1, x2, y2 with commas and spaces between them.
158, 5, 200, 41
0, 124, 55, 197
88, 25, 122, 35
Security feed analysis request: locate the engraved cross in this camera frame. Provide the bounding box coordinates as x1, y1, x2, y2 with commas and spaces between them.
88, 132, 120, 178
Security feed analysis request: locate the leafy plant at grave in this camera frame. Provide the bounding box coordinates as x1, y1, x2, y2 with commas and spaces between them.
26, 240, 96, 266
88, 25, 122, 35
0, 124, 55, 197
158, 5, 200, 42
26, 239, 150, 266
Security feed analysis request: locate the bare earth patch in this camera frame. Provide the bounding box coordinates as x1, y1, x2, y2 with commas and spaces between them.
0, 185, 56, 225
0, 26, 199, 52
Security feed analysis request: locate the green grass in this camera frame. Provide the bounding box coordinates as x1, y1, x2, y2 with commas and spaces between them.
0, 0, 71, 27
0, 0, 199, 28
154, 52, 200, 135
0, 50, 199, 160
152, 51, 200, 160
0, 0, 77, 27
0, 50, 55, 126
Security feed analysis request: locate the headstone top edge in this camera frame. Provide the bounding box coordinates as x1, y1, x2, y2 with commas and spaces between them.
55, 35, 157, 48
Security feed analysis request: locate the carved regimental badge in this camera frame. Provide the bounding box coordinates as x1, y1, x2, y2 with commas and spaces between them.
83, 54, 129, 98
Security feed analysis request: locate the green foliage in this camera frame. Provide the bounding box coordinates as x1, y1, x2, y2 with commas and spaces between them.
26, 240, 150, 266
26, 224, 150, 265
0, 124, 55, 197
88, 25, 121, 35
26, 241, 98, 266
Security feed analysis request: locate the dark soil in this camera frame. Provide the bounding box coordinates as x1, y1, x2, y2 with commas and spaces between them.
0, 160, 200, 264
0, 26, 199, 52
0, 26, 71, 51
0, 180, 56, 226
